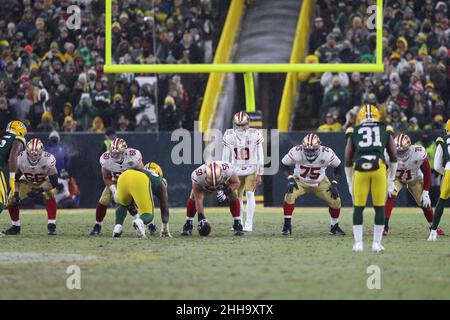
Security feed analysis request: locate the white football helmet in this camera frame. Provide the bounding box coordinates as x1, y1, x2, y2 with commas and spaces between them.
233, 111, 250, 135
110, 138, 128, 163
205, 162, 223, 187
394, 133, 411, 160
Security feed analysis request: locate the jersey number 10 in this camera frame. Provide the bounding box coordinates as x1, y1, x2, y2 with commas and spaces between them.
358, 127, 382, 147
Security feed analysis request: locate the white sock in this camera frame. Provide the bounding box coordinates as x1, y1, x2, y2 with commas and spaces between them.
12, 220, 20, 226
245, 191, 255, 226
96, 221, 103, 226
353, 225, 363, 243
187, 217, 194, 221
373, 225, 384, 243
331, 218, 339, 226
48, 219, 56, 224
234, 217, 241, 221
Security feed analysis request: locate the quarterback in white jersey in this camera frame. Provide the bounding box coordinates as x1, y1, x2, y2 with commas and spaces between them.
89, 137, 143, 236
385, 133, 444, 236
5, 138, 59, 235
280, 133, 344, 236
222, 111, 264, 232
183, 161, 243, 236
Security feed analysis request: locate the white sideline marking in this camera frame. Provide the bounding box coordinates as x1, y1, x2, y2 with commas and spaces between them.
0, 252, 100, 265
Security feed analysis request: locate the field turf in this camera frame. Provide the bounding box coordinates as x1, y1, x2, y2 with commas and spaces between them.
0, 207, 449, 300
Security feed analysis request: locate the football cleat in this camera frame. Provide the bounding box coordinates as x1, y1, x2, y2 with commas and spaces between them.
148, 222, 157, 236
428, 229, 437, 241
352, 242, 363, 252
281, 223, 292, 236
113, 224, 123, 238
243, 222, 253, 232
198, 219, 211, 236
372, 242, 385, 253
437, 227, 445, 236
329, 223, 345, 235
233, 220, 244, 236
4, 225, 21, 235
47, 223, 57, 236
133, 218, 146, 239
89, 224, 102, 236
181, 220, 193, 236
383, 226, 389, 236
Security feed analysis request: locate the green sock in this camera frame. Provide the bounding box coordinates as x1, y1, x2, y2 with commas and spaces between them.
115, 205, 128, 225
432, 198, 445, 230
374, 206, 385, 225
353, 206, 365, 225
140, 213, 154, 225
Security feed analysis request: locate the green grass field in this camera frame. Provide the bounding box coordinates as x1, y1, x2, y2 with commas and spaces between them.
0, 207, 450, 300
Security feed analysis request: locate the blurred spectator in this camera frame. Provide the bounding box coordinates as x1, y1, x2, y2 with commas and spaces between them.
100, 127, 117, 156
116, 114, 134, 132
321, 76, 350, 121
45, 131, 71, 173
132, 83, 157, 132
317, 113, 343, 132
9, 88, 32, 123
0, 96, 16, 130
89, 116, 106, 133
159, 96, 183, 131
298, 55, 322, 126
386, 103, 408, 134
55, 169, 80, 209
28, 89, 51, 131
309, 17, 328, 54
37, 111, 59, 132
343, 106, 360, 130
61, 116, 78, 133
407, 117, 420, 131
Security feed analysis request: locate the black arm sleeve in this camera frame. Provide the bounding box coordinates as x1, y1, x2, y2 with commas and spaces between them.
282, 163, 293, 176
49, 174, 59, 188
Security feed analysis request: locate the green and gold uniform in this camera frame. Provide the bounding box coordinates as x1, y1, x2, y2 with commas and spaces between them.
0, 133, 26, 210
115, 168, 167, 225
431, 136, 450, 231
346, 122, 393, 206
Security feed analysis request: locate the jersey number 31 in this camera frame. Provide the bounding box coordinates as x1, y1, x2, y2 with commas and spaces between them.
358, 127, 382, 147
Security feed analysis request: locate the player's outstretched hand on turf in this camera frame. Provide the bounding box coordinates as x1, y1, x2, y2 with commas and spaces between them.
216, 190, 226, 202
286, 176, 298, 194
328, 180, 339, 199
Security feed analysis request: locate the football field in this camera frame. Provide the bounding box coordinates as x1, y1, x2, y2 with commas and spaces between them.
0, 208, 449, 300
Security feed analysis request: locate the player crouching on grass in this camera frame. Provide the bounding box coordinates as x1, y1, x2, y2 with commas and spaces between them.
5, 138, 59, 235
384, 133, 444, 236
428, 120, 450, 241
182, 161, 243, 236
89, 138, 143, 236
281, 133, 345, 236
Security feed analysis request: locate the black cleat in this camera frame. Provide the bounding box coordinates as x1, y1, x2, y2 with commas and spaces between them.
113, 231, 122, 238
181, 220, 193, 236
281, 224, 291, 236
148, 223, 157, 236
233, 220, 244, 236
329, 223, 345, 235
47, 223, 57, 235
89, 224, 102, 236
4, 225, 21, 235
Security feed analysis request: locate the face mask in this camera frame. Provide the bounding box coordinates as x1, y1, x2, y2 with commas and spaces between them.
50, 137, 59, 143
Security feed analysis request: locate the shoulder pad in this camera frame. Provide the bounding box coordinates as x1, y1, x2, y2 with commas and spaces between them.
15, 136, 26, 145
345, 127, 354, 135
436, 137, 444, 143
386, 125, 394, 133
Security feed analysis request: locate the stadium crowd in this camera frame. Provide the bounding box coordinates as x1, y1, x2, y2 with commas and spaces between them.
0, 0, 225, 133
298, 0, 449, 133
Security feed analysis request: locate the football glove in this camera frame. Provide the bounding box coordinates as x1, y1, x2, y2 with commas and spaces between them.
421, 190, 431, 208
328, 181, 339, 199
387, 179, 396, 198
216, 190, 226, 202
109, 184, 118, 203
286, 176, 298, 194
160, 223, 172, 238
27, 187, 44, 200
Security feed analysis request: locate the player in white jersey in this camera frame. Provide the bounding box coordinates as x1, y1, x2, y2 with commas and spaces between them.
4, 138, 59, 235
280, 133, 345, 236
182, 161, 243, 236
222, 111, 264, 232
89, 137, 143, 235
384, 133, 444, 236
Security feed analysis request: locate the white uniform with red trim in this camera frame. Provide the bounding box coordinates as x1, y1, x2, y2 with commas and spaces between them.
17, 151, 57, 185
191, 161, 235, 192
99, 148, 142, 181
222, 128, 264, 176
282, 145, 341, 186
389, 145, 427, 183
